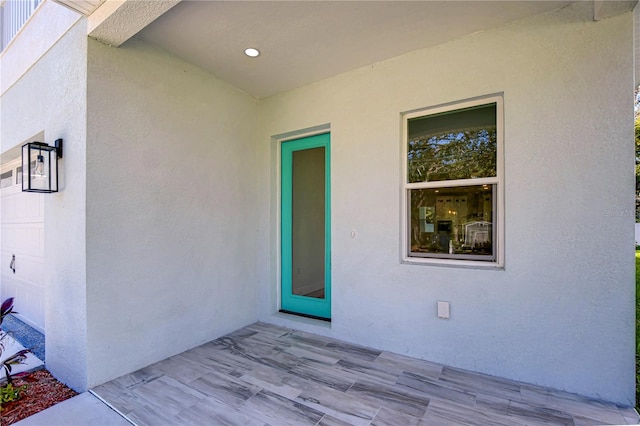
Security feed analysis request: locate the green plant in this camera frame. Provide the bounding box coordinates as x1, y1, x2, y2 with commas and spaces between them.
0, 383, 27, 404
0, 298, 14, 324
0, 298, 30, 385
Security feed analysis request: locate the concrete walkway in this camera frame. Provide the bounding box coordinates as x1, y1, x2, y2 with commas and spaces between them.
12, 392, 132, 426
3, 316, 131, 425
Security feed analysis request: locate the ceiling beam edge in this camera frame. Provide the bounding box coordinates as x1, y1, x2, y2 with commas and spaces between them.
87, 0, 181, 47
593, 0, 637, 22
593, 0, 603, 21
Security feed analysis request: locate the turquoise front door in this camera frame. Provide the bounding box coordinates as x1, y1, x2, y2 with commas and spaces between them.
281, 133, 331, 320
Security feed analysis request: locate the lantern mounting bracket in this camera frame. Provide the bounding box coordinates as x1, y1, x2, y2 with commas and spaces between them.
54, 139, 63, 159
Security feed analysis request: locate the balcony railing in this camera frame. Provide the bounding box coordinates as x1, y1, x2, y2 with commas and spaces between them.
1, 0, 42, 52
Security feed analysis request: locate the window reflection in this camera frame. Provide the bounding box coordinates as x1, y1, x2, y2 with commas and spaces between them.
409, 185, 494, 260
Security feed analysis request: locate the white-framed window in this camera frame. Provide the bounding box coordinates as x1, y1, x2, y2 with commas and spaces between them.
0, 159, 22, 190
401, 95, 504, 267
0, 169, 13, 188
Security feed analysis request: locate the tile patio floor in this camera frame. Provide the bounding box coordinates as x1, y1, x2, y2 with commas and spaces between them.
93, 322, 639, 426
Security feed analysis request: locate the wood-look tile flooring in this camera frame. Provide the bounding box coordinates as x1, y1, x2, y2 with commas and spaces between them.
93, 322, 639, 425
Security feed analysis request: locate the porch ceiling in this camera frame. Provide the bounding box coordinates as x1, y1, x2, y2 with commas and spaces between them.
82, 0, 638, 99
132, 0, 581, 99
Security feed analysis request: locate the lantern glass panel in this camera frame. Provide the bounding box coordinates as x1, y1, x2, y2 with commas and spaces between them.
22, 143, 58, 193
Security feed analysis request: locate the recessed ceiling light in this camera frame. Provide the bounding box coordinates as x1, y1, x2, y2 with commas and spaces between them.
244, 48, 260, 58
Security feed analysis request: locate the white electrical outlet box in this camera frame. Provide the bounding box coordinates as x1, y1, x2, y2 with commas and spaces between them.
437, 301, 450, 319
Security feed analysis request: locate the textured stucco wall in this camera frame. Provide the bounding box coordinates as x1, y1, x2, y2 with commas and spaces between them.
0, 1, 80, 96
0, 20, 88, 391
257, 3, 635, 404
1, 0, 634, 404
85, 37, 260, 387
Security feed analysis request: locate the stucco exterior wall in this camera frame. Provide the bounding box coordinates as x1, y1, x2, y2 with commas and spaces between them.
0, 20, 88, 391
0, 1, 79, 96
257, 3, 635, 404
1, 0, 633, 405
85, 37, 260, 387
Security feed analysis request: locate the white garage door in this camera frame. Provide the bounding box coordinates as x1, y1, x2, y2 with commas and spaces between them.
0, 160, 45, 333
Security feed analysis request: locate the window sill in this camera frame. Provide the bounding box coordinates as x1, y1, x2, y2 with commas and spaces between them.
401, 256, 504, 270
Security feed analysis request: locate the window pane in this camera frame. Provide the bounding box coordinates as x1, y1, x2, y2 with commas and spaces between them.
0, 170, 13, 189
408, 103, 497, 183
409, 185, 494, 260
291, 147, 326, 299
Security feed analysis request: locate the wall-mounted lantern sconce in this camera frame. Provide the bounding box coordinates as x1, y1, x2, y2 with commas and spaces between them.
22, 139, 63, 193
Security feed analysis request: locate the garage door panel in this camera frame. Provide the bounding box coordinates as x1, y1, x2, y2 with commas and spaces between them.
1, 189, 21, 220
1, 260, 45, 332
25, 193, 44, 219
1, 251, 16, 278
2, 191, 43, 224
12, 193, 26, 220
1, 280, 17, 302
1, 252, 44, 288
2, 223, 44, 257
0, 275, 44, 333
16, 282, 42, 332
1, 168, 45, 333
2, 227, 16, 251
26, 258, 44, 286
26, 228, 43, 255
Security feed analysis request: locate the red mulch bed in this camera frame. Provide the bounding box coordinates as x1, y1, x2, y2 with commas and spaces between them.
1, 370, 77, 425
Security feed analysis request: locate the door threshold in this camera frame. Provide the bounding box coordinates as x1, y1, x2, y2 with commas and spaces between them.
279, 310, 331, 322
